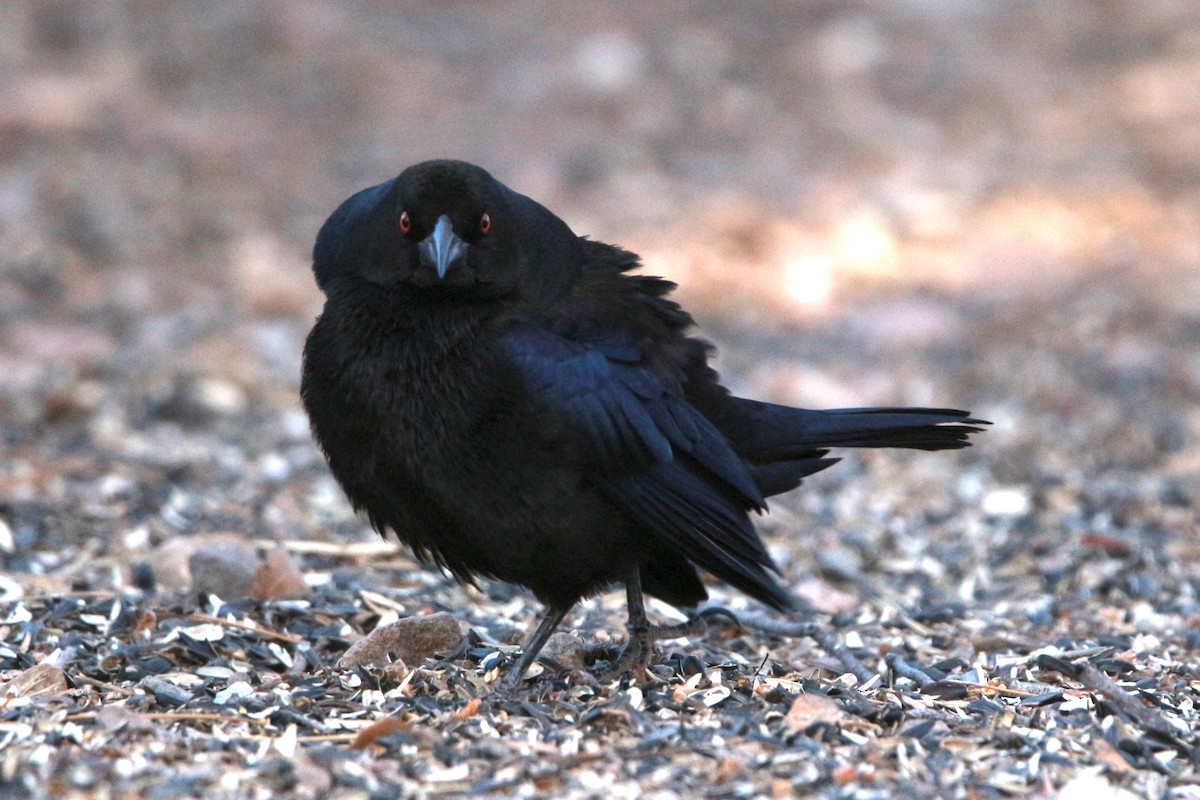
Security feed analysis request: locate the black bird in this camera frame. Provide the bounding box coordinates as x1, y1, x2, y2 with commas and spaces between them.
301, 160, 986, 687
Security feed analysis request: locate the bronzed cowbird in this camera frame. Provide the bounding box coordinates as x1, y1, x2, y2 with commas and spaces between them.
301, 160, 986, 687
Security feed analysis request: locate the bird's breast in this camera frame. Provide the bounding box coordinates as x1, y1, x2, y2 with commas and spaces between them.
305, 305, 502, 468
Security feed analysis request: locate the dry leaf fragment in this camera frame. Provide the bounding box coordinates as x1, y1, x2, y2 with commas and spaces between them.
131, 610, 158, 640
350, 716, 411, 749
452, 697, 482, 720
1080, 533, 1132, 556
2, 663, 68, 699
1090, 736, 1135, 773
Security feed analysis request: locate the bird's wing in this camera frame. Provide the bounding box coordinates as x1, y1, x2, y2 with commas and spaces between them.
501, 322, 760, 501
501, 323, 790, 606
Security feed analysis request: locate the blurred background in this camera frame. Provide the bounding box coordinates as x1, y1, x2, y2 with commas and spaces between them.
1, 1, 1197, 595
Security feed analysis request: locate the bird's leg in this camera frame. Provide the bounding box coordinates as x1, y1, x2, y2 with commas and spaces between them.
611, 575, 740, 675
614, 566, 654, 675
499, 605, 570, 691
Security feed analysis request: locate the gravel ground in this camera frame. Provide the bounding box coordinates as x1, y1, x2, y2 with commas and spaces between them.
2, 3, 1199, 798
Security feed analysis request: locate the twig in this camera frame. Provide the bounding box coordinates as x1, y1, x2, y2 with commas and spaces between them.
895, 614, 935, 637
903, 706, 979, 726
184, 613, 306, 644
69, 710, 271, 726
735, 612, 875, 685
70, 673, 137, 697
942, 680, 1054, 699
250, 539, 402, 557
886, 653, 935, 687
1036, 655, 1185, 745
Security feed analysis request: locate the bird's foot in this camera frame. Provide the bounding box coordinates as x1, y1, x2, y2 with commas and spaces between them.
611, 621, 653, 679
604, 607, 737, 681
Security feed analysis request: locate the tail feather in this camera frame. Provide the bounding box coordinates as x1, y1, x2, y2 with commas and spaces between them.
801, 407, 987, 450
720, 398, 989, 462
751, 454, 841, 497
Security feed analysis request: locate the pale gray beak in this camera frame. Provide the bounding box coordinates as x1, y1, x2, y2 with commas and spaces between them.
418, 214, 467, 279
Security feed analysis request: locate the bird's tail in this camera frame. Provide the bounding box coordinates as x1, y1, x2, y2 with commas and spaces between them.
714, 399, 988, 497
780, 405, 987, 451
723, 399, 987, 458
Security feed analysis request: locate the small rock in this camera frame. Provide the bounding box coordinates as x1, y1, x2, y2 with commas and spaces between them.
8, 321, 117, 364
251, 547, 308, 600
232, 232, 318, 317
1056, 773, 1139, 800
291, 752, 334, 795
784, 692, 848, 734
336, 612, 464, 669
795, 578, 860, 615
541, 631, 586, 671
213, 680, 254, 705
381, 659, 409, 683
147, 539, 195, 590
95, 704, 156, 733
141, 676, 196, 707
189, 540, 263, 599
154, 376, 247, 423
982, 487, 1030, 517
816, 546, 864, 583
571, 32, 644, 92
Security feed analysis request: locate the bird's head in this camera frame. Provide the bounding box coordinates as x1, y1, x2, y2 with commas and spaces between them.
313, 160, 582, 303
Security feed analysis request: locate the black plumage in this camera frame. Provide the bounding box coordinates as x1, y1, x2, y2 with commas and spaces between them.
301, 160, 986, 685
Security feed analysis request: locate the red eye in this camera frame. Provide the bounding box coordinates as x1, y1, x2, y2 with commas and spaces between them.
398, 211, 412, 234
479, 212, 491, 234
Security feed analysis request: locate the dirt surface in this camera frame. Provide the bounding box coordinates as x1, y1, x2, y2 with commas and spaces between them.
2, 2, 1199, 798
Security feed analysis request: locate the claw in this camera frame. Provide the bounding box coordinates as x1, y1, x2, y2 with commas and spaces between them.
606, 571, 739, 681
697, 605, 741, 627
613, 634, 652, 676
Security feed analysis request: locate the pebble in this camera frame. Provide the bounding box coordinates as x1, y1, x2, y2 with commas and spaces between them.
336, 613, 464, 669
251, 547, 308, 601
213, 680, 254, 705
189, 541, 263, 600
571, 33, 644, 92
982, 488, 1031, 517
542, 631, 586, 671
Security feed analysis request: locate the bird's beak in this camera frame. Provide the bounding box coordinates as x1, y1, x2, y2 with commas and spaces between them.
418, 215, 468, 279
